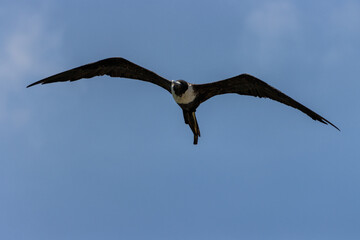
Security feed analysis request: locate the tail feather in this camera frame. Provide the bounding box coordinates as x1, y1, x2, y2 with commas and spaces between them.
183, 110, 200, 145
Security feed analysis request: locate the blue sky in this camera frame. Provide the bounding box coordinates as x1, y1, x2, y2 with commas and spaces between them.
1, 0, 359, 239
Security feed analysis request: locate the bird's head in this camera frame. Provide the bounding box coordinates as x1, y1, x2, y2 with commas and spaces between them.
172, 80, 189, 96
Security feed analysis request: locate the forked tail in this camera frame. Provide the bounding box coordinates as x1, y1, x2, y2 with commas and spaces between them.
183, 110, 201, 145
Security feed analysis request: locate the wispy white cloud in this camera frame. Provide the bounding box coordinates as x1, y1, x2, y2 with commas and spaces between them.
245, 1, 299, 40
238, 1, 301, 71
0, 13, 62, 84
320, 1, 360, 69
0, 8, 63, 126
330, 1, 360, 35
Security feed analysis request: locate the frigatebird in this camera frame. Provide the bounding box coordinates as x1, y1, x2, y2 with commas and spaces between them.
27, 57, 339, 144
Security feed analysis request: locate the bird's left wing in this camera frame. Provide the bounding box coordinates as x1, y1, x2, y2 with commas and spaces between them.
27, 57, 172, 92
193, 73, 339, 130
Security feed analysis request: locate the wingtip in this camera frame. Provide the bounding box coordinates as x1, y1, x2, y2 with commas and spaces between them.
324, 119, 340, 131
331, 123, 341, 131
26, 81, 42, 88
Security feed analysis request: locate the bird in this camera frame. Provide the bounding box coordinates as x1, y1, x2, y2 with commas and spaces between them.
27, 57, 339, 144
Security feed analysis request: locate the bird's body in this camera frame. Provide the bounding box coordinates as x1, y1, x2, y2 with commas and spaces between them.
170, 80, 201, 144
27, 57, 339, 144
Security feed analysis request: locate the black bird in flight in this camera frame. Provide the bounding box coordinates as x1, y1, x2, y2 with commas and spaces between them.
27, 57, 339, 144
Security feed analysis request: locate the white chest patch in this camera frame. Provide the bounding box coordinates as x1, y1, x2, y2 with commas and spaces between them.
171, 81, 196, 104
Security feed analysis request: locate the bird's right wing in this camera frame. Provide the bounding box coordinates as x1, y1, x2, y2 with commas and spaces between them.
194, 73, 339, 130
27, 57, 172, 92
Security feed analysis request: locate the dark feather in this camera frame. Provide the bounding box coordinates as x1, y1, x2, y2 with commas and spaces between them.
27, 57, 172, 92
194, 74, 339, 130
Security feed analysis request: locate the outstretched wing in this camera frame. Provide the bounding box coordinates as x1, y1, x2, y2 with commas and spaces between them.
27, 57, 172, 92
193, 73, 339, 130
